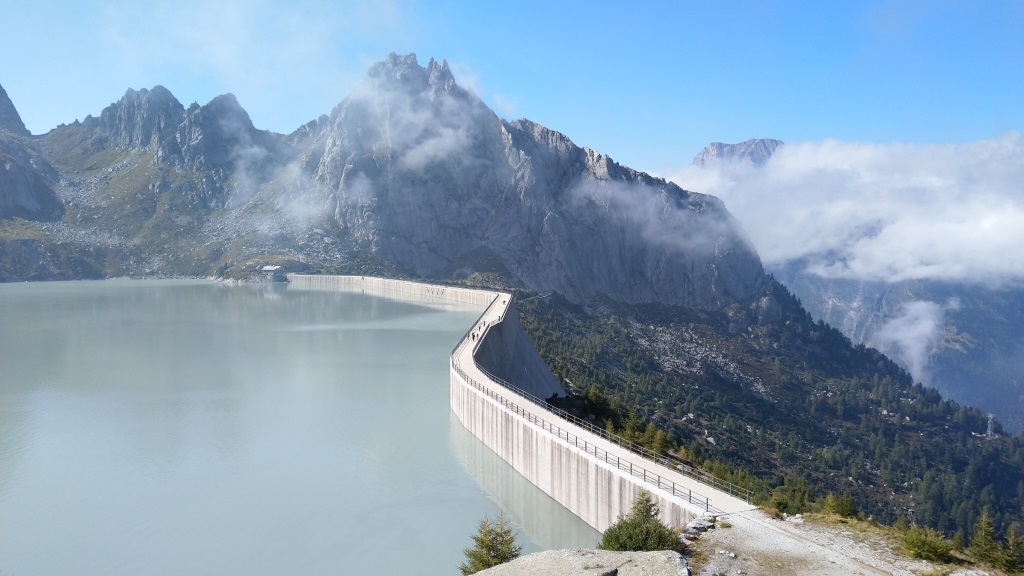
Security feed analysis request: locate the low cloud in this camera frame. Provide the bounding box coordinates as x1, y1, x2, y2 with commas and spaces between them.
567, 177, 750, 258
662, 133, 1024, 286
869, 299, 955, 385
340, 60, 491, 173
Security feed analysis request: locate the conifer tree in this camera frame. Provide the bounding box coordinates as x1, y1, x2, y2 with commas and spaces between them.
968, 511, 1001, 566
1001, 524, 1022, 572
459, 515, 522, 575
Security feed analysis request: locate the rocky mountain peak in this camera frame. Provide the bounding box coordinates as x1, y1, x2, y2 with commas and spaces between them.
171, 93, 294, 205
365, 53, 463, 98
692, 138, 784, 167
98, 85, 185, 148
368, 52, 426, 86
426, 57, 456, 92
0, 83, 30, 136
176, 93, 250, 168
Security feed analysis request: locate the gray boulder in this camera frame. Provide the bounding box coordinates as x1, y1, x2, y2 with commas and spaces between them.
476, 549, 689, 576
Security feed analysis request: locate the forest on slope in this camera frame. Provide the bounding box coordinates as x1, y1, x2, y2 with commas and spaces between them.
512, 279, 1024, 546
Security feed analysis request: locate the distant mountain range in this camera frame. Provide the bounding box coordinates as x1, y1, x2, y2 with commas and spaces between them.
691, 138, 1024, 432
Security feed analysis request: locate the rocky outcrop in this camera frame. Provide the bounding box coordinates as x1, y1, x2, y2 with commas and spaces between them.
81, 88, 295, 205
0, 84, 30, 136
692, 138, 783, 167
98, 86, 184, 149
174, 94, 294, 204
476, 549, 689, 576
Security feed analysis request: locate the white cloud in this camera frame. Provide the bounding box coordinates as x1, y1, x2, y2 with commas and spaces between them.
661, 132, 1024, 286
566, 177, 750, 259
869, 300, 951, 385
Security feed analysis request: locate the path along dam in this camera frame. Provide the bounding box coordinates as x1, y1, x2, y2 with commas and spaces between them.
287, 275, 756, 532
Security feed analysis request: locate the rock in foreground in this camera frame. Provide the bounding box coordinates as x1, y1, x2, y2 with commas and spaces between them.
476, 549, 689, 576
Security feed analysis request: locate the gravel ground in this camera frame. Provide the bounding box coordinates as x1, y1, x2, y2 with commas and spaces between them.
690, 510, 995, 576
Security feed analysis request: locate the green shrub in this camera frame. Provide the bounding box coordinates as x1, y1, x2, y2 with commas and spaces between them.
599, 490, 679, 552
902, 527, 955, 562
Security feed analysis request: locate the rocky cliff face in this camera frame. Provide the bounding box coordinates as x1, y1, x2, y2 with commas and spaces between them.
497, 121, 765, 308
692, 138, 783, 167
97, 86, 184, 149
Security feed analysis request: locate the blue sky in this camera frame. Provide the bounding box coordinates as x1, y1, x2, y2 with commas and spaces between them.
1, 0, 1022, 173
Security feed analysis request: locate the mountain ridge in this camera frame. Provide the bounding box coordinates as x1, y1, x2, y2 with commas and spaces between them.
8, 53, 768, 311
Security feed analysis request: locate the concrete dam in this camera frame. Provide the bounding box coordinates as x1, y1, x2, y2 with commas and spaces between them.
286, 275, 755, 532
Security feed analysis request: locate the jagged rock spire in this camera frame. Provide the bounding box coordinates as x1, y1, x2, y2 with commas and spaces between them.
98, 85, 185, 148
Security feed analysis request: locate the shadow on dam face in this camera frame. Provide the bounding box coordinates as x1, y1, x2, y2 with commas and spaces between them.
449, 411, 601, 549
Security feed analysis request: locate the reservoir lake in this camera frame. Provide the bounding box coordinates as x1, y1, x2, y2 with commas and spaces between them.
0, 279, 599, 575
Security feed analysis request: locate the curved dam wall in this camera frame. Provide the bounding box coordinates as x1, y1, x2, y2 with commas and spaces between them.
286, 275, 752, 533
471, 299, 564, 400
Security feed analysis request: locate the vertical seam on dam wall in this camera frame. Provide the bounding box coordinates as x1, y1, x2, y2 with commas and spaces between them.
286, 275, 754, 533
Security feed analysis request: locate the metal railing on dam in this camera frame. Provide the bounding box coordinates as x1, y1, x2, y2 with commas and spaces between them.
460, 360, 752, 509
452, 360, 723, 514
287, 274, 756, 529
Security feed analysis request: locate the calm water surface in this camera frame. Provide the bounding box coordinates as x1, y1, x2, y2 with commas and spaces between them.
0, 279, 598, 575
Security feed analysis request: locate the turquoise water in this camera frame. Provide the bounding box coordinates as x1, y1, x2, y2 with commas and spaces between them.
0, 279, 598, 575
